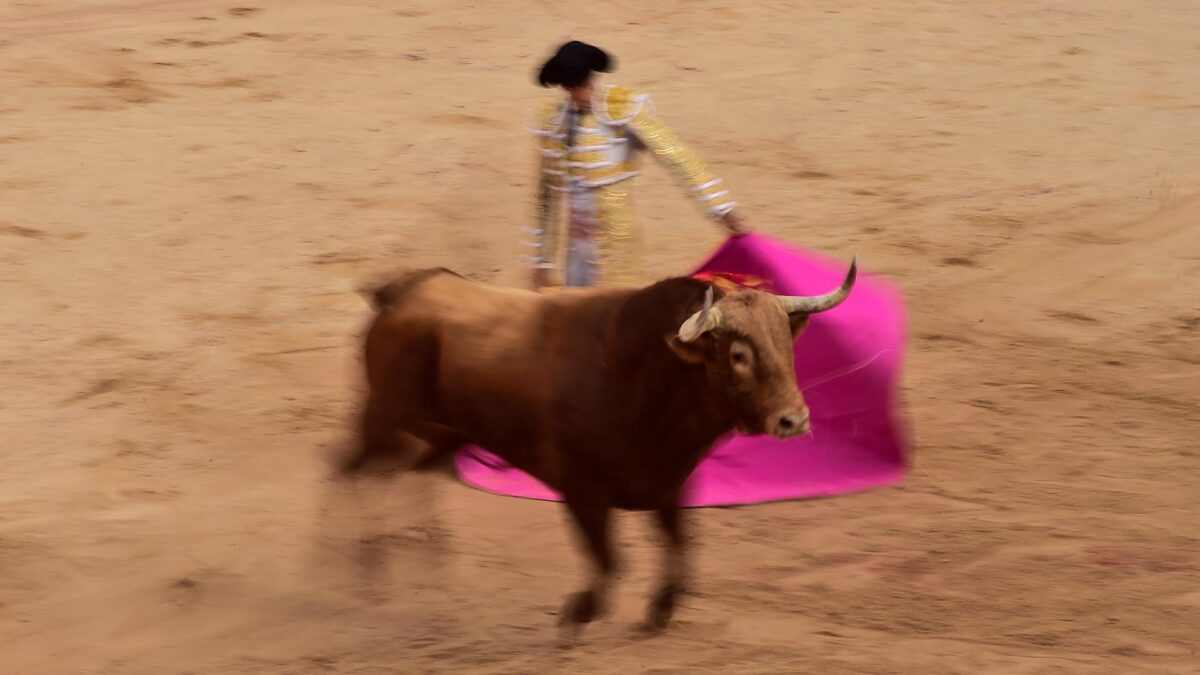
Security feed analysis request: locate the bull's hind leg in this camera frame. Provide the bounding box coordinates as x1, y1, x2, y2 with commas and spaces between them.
343, 326, 446, 475
339, 392, 405, 474
560, 496, 615, 631
646, 501, 688, 631
405, 421, 467, 473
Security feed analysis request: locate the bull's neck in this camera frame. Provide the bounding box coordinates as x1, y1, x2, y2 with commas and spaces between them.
630, 358, 734, 454
603, 278, 737, 465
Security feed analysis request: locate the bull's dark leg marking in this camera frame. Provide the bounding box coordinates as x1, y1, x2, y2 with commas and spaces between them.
339, 394, 401, 474
405, 422, 466, 473
560, 498, 615, 629
647, 502, 687, 631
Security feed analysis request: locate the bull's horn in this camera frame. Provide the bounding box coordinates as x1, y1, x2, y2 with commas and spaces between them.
678, 286, 722, 342
779, 254, 858, 314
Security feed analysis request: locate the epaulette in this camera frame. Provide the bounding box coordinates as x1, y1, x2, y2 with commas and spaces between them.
594, 85, 649, 126
528, 99, 567, 136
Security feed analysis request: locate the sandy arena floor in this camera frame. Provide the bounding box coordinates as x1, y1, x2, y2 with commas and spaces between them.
1, 1, 1198, 672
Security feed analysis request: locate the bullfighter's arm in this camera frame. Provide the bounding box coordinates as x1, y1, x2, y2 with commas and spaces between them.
526, 150, 561, 270
625, 95, 738, 221
525, 104, 565, 271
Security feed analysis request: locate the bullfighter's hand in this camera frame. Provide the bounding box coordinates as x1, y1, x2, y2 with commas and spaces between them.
531, 266, 553, 291
722, 210, 751, 236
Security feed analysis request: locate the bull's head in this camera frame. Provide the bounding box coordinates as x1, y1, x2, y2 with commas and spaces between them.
666, 256, 858, 439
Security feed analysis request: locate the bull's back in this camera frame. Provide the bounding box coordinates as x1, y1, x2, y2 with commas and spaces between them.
366, 271, 645, 486
407, 273, 545, 377
366, 273, 559, 469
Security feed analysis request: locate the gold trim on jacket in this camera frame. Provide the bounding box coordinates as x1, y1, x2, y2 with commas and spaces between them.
526, 85, 736, 274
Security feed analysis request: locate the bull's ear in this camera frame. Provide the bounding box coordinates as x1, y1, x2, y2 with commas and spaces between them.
789, 314, 810, 337
666, 334, 707, 365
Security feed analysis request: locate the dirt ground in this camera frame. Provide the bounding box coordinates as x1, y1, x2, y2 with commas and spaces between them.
1, 1, 1198, 673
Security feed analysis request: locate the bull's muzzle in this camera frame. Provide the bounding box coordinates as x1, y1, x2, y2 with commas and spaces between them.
768, 407, 811, 439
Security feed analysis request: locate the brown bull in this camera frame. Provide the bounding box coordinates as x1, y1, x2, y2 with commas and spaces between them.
344, 258, 857, 631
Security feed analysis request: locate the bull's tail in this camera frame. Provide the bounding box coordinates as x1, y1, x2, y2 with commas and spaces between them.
359, 267, 458, 311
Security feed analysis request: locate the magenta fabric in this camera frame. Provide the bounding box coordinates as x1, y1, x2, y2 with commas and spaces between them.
454, 234, 910, 506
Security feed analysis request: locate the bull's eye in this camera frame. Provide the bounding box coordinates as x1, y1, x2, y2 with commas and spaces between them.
730, 343, 753, 371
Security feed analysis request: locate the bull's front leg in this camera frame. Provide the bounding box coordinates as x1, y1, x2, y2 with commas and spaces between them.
560, 496, 615, 631
646, 501, 687, 631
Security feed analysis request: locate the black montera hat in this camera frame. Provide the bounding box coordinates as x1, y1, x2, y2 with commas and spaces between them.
537, 40, 614, 88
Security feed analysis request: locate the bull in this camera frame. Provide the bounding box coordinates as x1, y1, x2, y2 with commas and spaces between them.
343, 257, 857, 631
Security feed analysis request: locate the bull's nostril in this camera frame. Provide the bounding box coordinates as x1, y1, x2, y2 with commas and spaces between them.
772, 411, 811, 437
771, 410, 811, 437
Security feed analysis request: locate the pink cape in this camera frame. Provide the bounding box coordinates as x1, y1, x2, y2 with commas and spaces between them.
455, 234, 909, 507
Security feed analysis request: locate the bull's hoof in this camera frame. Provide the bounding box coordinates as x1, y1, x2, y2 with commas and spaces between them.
334, 443, 406, 478
644, 583, 680, 632
558, 590, 600, 627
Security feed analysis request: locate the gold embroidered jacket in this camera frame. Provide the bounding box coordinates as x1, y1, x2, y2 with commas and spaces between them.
527, 85, 737, 276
